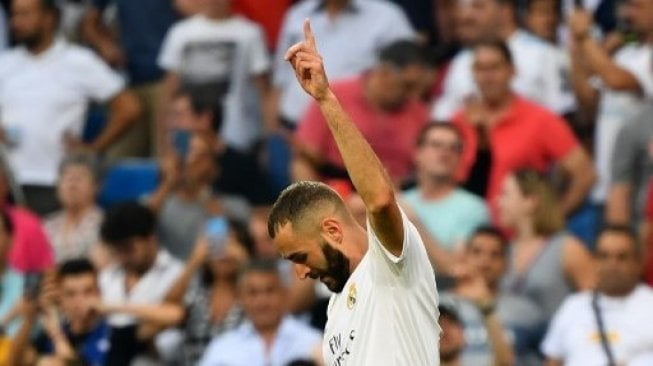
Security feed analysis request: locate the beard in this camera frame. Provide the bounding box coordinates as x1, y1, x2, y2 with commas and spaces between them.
14, 30, 45, 50
318, 241, 351, 293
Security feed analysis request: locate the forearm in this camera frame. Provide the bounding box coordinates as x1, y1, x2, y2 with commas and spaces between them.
165, 259, 202, 303
484, 312, 514, 366
580, 38, 641, 92
81, 9, 114, 49
410, 217, 456, 275
8, 312, 37, 366
106, 303, 184, 327
605, 183, 632, 224
569, 47, 599, 116
317, 92, 395, 210
561, 171, 595, 215
90, 92, 141, 151
146, 182, 175, 214
157, 73, 180, 155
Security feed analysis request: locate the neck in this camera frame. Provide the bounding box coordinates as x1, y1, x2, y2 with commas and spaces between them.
69, 315, 99, 334
499, 23, 518, 41
601, 283, 638, 298
417, 174, 456, 200
515, 218, 541, 243
65, 204, 92, 224
28, 34, 55, 55
257, 323, 279, 349
325, 0, 350, 16
483, 93, 513, 112
205, 7, 230, 20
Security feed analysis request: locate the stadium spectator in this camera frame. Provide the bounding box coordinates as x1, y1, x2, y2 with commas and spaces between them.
497, 169, 595, 365
439, 228, 515, 366
524, 0, 560, 44
452, 40, 595, 227
0, 164, 54, 273
433, 0, 574, 120
99, 201, 184, 365
9, 259, 111, 366
158, 0, 272, 153
164, 221, 255, 365
82, 0, 180, 158
403, 123, 489, 252
198, 260, 322, 366
606, 104, 653, 229
542, 225, 653, 365
273, 0, 415, 129
568, 1, 653, 223
0, 0, 140, 216
147, 132, 223, 261
44, 154, 105, 264
293, 40, 429, 188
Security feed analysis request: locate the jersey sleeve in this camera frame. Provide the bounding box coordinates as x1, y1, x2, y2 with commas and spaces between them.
157, 25, 183, 72
246, 24, 270, 76
366, 207, 433, 281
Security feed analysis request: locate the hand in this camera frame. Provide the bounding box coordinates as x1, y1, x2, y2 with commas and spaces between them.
98, 41, 126, 68
63, 131, 95, 154
160, 153, 181, 187
38, 272, 60, 310
453, 262, 494, 307
189, 236, 211, 267
284, 20, 331, 102
568, 10, 593, 40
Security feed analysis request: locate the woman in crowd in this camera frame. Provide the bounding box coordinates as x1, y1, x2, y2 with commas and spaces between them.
165, 218, 255, 365
44, 154, 105, 265
496, 168, 596, 365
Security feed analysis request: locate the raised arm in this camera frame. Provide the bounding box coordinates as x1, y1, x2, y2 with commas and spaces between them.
285, 20, 404, 255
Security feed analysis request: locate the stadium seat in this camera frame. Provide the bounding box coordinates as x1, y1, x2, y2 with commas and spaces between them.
99, 159, 160, 208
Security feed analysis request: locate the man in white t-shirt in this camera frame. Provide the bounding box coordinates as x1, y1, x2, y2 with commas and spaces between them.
158, 0, 270, 152
267, 21, 440, 365
0, 0, 140, 215
567, 3, 653, 212
542, 224, 653, 366
432, 0, 574, 120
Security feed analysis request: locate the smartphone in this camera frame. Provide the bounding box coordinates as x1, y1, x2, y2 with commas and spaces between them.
172, 129, 191, 160
205, 216, 229, 259
24, 272, 43, 301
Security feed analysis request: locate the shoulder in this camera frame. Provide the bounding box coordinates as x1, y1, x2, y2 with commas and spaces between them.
557, 291, 591, 313
359, 0, 409, 18
331, 77, 364, 98
515, 97, 564, 122
452, 188, 487, 207
633, 284, 653, 300
0, 48, 24, 68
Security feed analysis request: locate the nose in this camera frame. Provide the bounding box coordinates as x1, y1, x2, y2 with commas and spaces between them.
294, 263, 311, 280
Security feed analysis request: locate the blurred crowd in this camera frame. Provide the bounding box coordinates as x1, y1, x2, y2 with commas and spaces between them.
0, 0, 650, 365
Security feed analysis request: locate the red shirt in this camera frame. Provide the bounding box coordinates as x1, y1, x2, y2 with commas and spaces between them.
233, 0, 291, 50
296, 76, 427, 184
453, 97, 579, 217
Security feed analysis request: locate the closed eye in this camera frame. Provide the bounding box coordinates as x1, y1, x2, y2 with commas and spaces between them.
287, 252, 307, 264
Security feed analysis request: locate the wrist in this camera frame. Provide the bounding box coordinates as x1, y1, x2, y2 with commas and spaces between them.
316, 89, 336, 105
476, 299, 497, 317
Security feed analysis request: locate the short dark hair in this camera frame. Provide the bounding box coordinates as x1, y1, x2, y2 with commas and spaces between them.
468, 226, 509, 255
416, 122, 463, 148
238, 259, 281, 285
473, 39, 514, 66
378, 40, 429, 69
100, 201, 156, 247
174, 86, 224, 134
32, 0, 61, 25
268, 181, 346, 239
438, 304, 461, 324
58, 258, 96, 279
597, 223, 640, 256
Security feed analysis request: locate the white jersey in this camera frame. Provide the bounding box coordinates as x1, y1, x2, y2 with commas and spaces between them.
322, 209, 441, 366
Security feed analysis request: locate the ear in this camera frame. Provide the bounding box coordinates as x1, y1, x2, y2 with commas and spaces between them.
321, 217, 343, 244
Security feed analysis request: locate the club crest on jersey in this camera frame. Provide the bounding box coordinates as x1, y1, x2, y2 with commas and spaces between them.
347, 283, 357, 309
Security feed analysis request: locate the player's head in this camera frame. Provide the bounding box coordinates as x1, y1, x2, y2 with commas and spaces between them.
465, 226, 508, 288
438, 303, 465, 362
268, 181, 355, 293
595, 224, 642, 297
415, 123, 464, 182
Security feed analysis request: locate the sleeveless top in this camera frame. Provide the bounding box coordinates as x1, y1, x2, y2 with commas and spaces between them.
498, 232, 574, 366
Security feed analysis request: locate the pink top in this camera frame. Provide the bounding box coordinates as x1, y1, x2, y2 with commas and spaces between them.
7, 206, 54, 272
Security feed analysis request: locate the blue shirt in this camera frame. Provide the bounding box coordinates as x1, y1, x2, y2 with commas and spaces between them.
94, 0, 179, 85
402, 187, 489, 250
198, 317, 322, 366
0, 269, 23, 336
35, 319, 111, 366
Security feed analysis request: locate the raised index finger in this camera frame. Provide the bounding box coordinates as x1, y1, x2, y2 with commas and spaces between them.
303, 19, 317, 53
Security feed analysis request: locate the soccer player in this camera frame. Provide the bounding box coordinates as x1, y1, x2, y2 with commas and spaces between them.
267, 20, 441, 365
